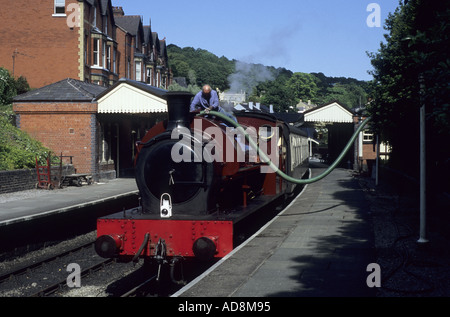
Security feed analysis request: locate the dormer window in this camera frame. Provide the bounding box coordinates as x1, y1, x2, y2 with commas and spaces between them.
54, 0, 65, 14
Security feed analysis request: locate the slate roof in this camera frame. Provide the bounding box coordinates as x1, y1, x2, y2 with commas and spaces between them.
143, 25, 154, 46
272, 112, 304, 125
115, 15, 143, 37
13, 78, 107, 102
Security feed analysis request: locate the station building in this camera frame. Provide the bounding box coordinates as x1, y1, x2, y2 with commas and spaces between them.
303, 101, 390, 172
13, 78, 168, 180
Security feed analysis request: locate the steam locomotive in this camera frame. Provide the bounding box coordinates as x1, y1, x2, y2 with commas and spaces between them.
95, 91, 309, 264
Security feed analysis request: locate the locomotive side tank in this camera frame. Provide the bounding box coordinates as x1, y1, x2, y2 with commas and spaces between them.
95, 91, 309, 263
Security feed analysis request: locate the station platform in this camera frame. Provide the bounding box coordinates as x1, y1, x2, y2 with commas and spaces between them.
174, 164, 376, 297
0, 178, 138, 227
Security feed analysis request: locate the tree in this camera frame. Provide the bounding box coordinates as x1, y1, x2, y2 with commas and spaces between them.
318, 83, 367, 109
0, 68, 31, 107
367, 0, 450, 192
167, 45, 235, 91
285, 72, 320, 104
0, 68, 17, 106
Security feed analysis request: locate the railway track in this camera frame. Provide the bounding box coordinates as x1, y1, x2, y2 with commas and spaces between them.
0, 237, 172, 297
0, 180, 305, 297
30, 258, 115, 297
0, 242, 95, 285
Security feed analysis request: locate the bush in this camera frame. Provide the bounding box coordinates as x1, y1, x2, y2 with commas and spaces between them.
0, 114, 55, 170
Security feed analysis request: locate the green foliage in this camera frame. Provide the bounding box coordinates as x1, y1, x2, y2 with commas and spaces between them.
318, 83, 368, 109
251, 69, 295, 112
286, 72, 321, 104
0, 67, 47, 170
167, 45, 369, 113
0, 68, 17, 105
0, 67, 31, 106
168, 45, 235, 91
0, 114, 54, 170
367, 0, 450, 190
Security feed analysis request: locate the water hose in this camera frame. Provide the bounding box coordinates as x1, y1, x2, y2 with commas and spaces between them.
197, 110, 371, 184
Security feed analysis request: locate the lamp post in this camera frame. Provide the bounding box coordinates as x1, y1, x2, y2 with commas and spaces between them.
401, 36, 428, 244
417, 74, 428, 244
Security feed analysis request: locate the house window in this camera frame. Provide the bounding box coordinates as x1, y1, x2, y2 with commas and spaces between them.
102, 41, 106, 68
135, 61, 142, 81
93, 39, 100, 66
106, 46, 111, 70
54, 0, 65, 14
146, 68, 152, 84
103, 16, 108, 34
113, 49, 116, 73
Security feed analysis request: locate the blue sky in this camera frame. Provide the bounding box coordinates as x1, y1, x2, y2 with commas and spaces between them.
112, 0, 400, 81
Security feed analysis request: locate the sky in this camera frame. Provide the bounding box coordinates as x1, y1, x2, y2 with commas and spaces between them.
111, 0, 401, 81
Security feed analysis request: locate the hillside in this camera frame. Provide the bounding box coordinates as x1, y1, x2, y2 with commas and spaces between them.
167, 44, 369, 112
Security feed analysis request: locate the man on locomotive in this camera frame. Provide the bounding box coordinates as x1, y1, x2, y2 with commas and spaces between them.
190, 84, 220, 113
190, 85, 238, 122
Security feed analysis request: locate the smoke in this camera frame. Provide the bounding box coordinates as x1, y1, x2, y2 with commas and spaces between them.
227, 20, 301, 96
227, 61, 275, 95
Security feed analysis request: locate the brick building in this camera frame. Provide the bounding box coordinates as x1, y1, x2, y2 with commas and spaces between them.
13, 78, 169, 180
113, 8, 171, 88
13, 78, 107, 176
0, 1, 171, 89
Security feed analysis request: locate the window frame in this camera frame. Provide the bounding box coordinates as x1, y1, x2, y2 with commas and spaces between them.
93, 39, 100, 66
53, 0, 66, 16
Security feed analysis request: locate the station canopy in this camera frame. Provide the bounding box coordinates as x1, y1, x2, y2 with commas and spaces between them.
96, 78, 168, 114
304, 101, 354, 123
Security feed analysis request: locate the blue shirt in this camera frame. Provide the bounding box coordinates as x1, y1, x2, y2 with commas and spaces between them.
190, 90, 220, 112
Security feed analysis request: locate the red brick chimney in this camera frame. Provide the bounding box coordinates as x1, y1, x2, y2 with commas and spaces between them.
113, 6, 125, 17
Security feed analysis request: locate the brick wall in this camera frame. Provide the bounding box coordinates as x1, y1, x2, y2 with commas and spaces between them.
0, 0, 81, 88
0, 165, 75, 194
13, 102, 97, 175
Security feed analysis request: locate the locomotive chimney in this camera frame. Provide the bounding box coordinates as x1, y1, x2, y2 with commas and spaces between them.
165, 91, 193, 131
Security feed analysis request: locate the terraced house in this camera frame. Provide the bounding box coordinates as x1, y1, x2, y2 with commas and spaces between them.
0, 0, 171, 89
5, 1, 173, 180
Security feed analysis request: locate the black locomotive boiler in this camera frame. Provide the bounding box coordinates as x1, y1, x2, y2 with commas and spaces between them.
95, 91, 309, 263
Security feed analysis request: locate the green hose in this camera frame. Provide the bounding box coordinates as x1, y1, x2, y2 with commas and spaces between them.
197, 110, 371, 184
